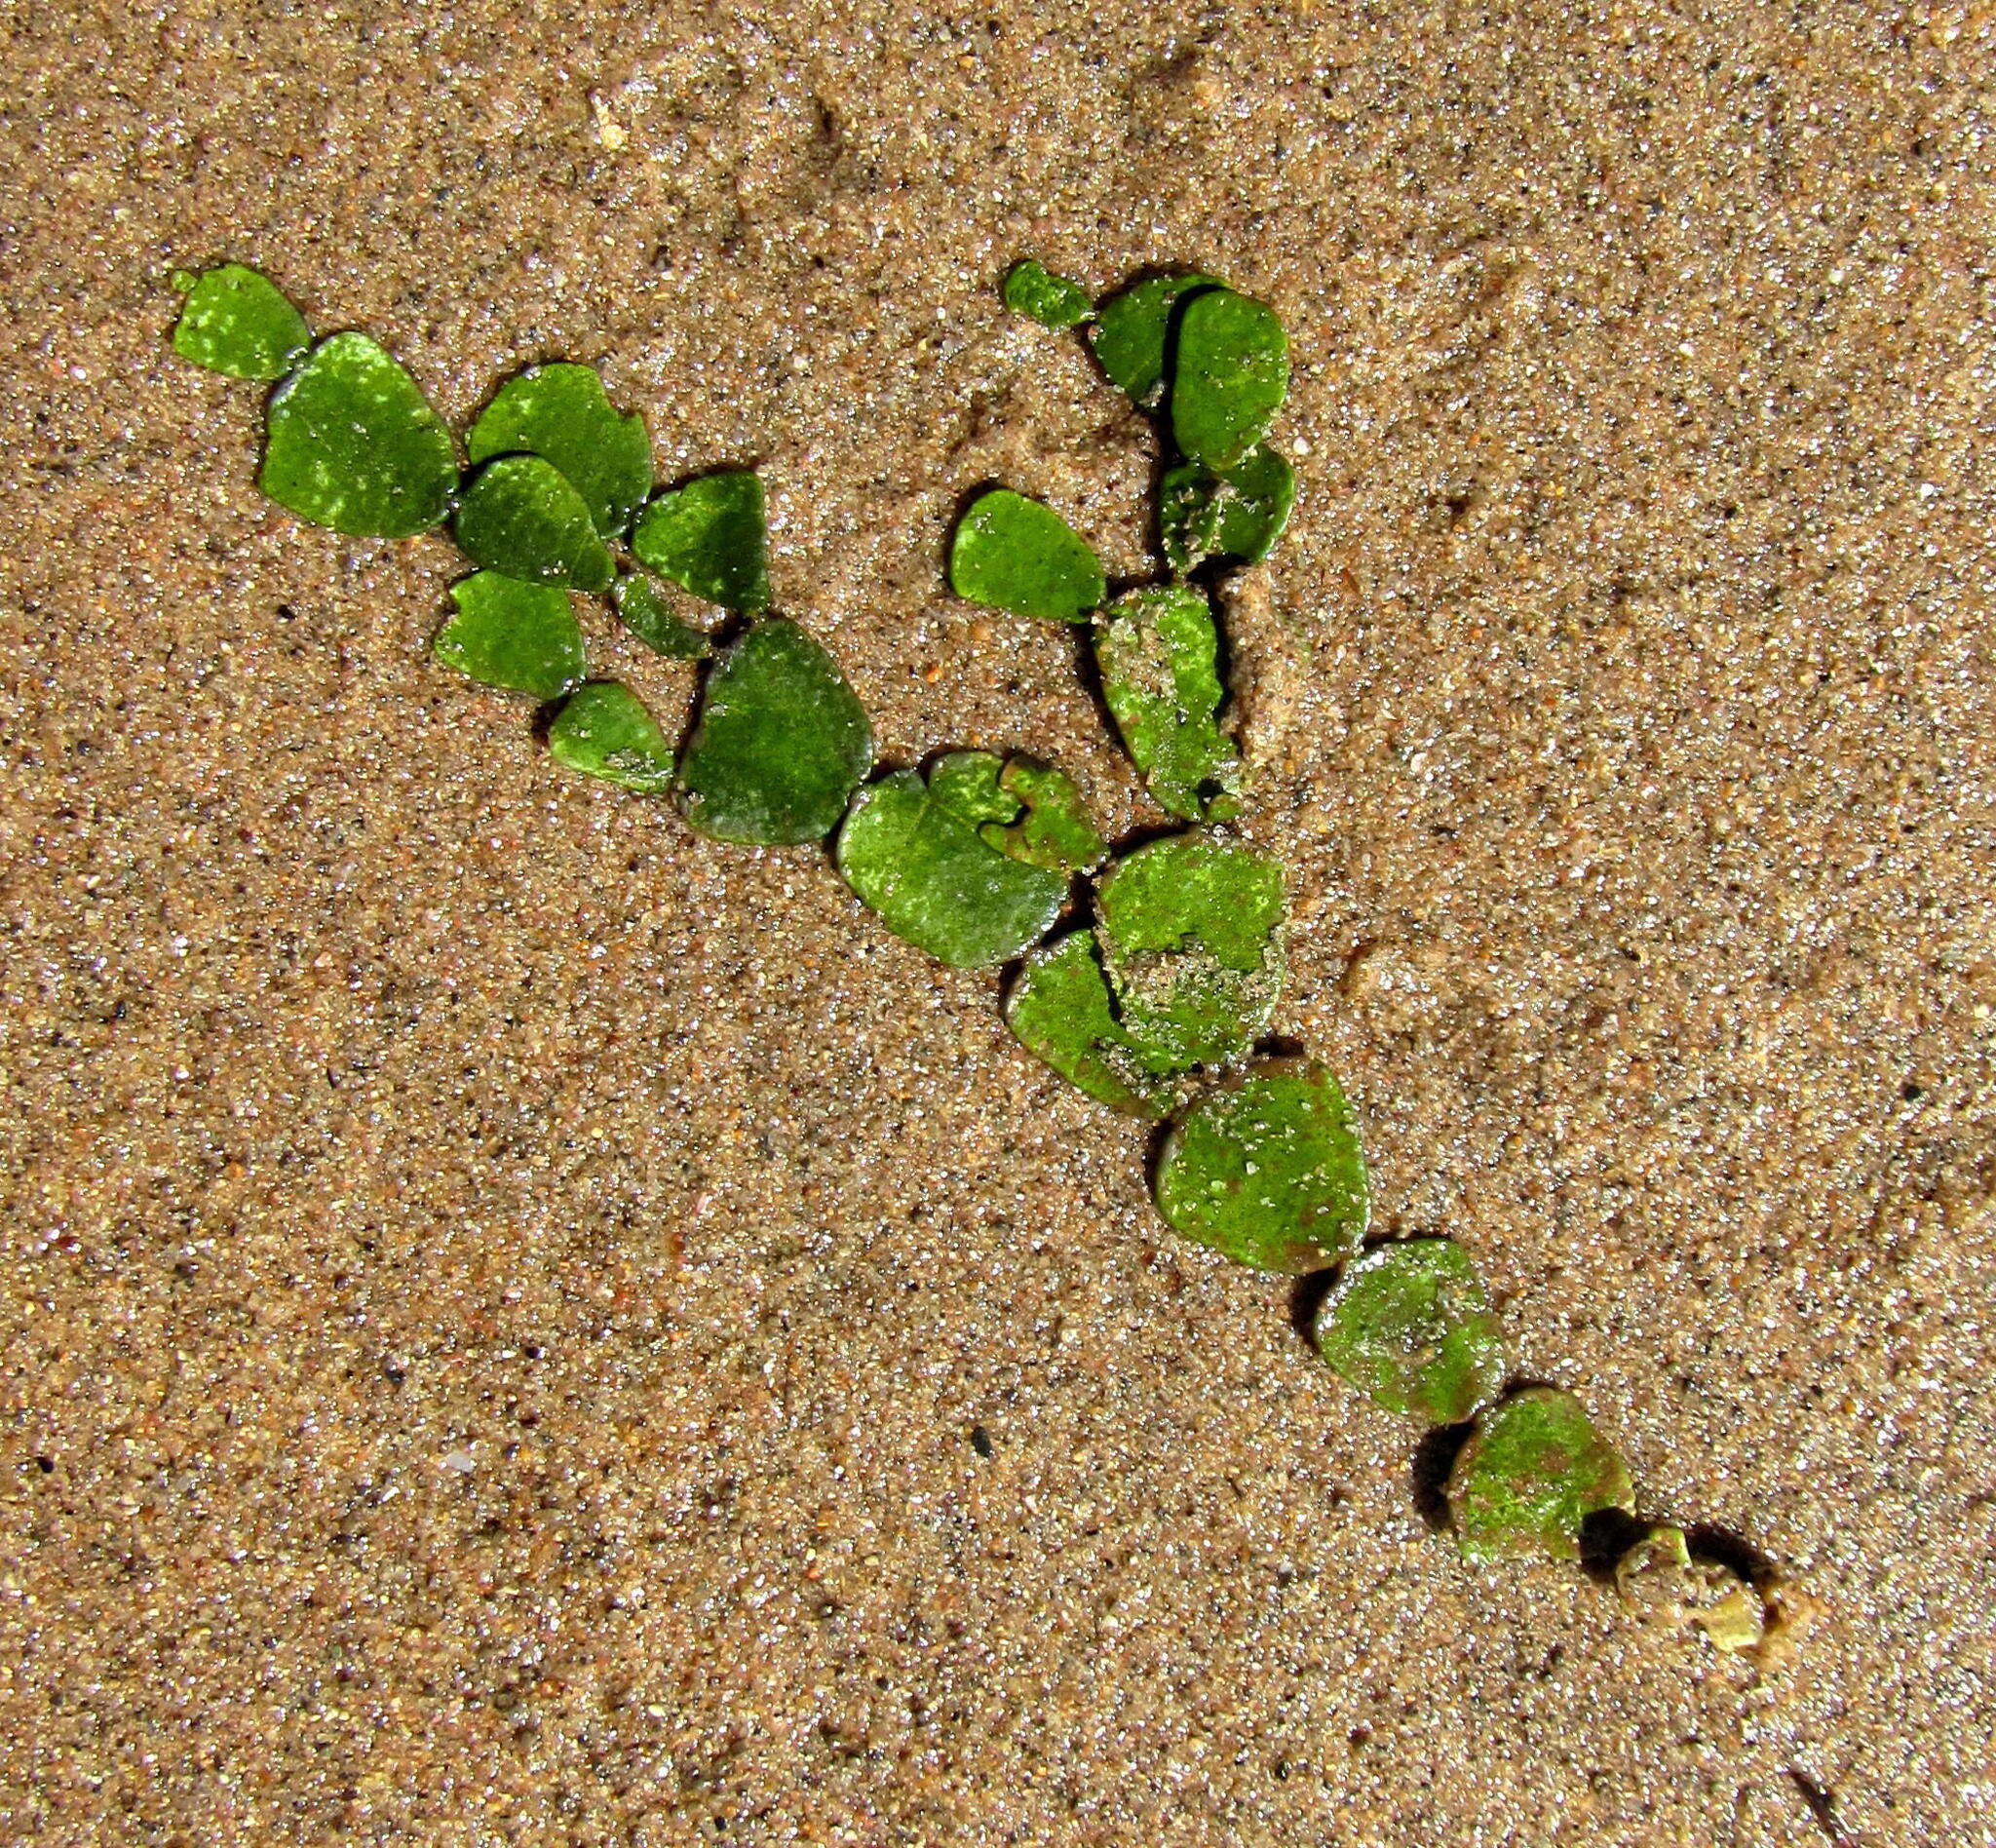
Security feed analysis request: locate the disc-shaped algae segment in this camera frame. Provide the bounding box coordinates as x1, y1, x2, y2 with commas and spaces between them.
676, 619, 872, 845
612, 573, 710, 660
466, 363, 652, 538
1004, 932, 1184, 1118
548, 681, 677, 793
632, 470, 771, 613
1004, 259, 1093, 330
433, 571, 587, 701
1153, 1059, 1370, 1273
1170, 289, 1289, 472
948, 489, 1105, 625
1311, 1239, 1507, 1425
172, 263, 309, 380
260, 332, 458, 537
1445, 1387, 1634, 1561
1094, 586, 1241, 822
1159, 444, 1296, 575
1089, 272, 1221, 410
978, 759, 1105, 875
454, 455, 615, 593
1092, 831, 1285, 1068
837, 753, 1069, 968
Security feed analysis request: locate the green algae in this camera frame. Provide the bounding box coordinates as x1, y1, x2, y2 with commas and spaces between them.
676, 618, 872, 844
1004, 259, 1092, 330
453, 454, 615, 593
1153, 1059, 1370, 1273
1312, 1239, 1507, 1425
433, 571, 587, 701
948, 488, 1105, 624
1170, 289, 1289, 471
172, 263, 309, 380
1446, 1387, 1635, 1562
1094, 585, 1241, 822
548, 681, 678, 792
260, 332, 457, 538
633, 471, 772, 614
465, 363, 652, 538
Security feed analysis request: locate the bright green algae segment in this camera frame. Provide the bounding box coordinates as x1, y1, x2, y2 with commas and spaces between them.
837, 753, 1068, 968
1312, 1239, 1507, 1425
1004, 932, 1183, 1118
1170, 289, 1290, 472
632, 471, 771, 613
1094, 586, 1240, 822
260, 332, 457, 537
1446, 1387, 1636, 1562
1159, 445, 1296, 574
466, 363, 652, 538
454, 455, 614, 593
434, 572, 586, 701
548, 681, 677, 793
1004, 259, 1092, 330
676, 619, 872, 844
1089, 272, 1219, 410
1154, 1060, 1370, 1273
612, 573, 710, 659
172, 263, 309, 380
1094, 831, 1285, 1068
979, 759, 1104, 875
948, 489, 1105, 624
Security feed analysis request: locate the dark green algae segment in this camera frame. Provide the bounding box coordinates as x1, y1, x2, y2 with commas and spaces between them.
1447, 1387, 1635, 1562
677, 620, 872, 845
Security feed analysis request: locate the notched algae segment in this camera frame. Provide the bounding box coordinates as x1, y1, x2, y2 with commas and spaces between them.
676, 618, 872, 845
1170, 289, 1290, 472
260, 331, 458, 537
1004, 258, 1093, 331
466, 362, 652, 538
632, 470, 772, 614
1089, 272, 1220, 410
1004, 932, 1183, 1119
171, 263, 309, 380
1159, 444, 1295, 575
454, 454, 615, 593
613, 573, 710, 660
1094, 585, 1241, 822
1093, 831, 1285, 1069
1446, 1386, 1635, 1562
948, 488, 1105, 625
979, 758, 1105, 876
433, 571, 587, 702
1311, 1238, 1507, 1425
548, 681, 677, 793
837, 751, 1069, 969
1153, 1059, 1370, 1274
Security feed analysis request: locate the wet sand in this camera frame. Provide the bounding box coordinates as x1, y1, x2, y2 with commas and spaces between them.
2, 3, 1991, 1841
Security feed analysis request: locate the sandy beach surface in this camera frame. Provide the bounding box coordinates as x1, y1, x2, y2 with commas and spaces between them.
3, 3, 1992, 1842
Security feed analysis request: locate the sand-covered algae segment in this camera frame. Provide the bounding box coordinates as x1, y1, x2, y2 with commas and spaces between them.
259, 331, 457, 537
433, 571, 587, 701
612, 572, 711, 659
1153, 1059, 1370, 1273
1160, 444, 1295, 574
1094, 586, 1241, 822
453, 454, 615, 593
548, 681, 677, 793
948, 488, 1105, 624
1312, 1239, 1507, 1425
171, 263, 309, 380
837, 752, 1069, 968
465, 362, 652, 538
979, 758, 1104, 875
1004, 932, 1183, 1118
1447, 1387, 1635, 1561
676, 618, 872, 844
1094, 831, 1285, 1068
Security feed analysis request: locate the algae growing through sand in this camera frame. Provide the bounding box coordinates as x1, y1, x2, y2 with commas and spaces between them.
168, 256, 1780, 1648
